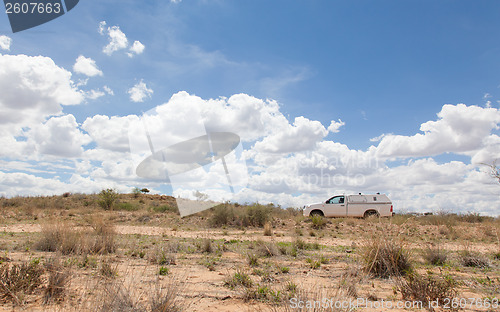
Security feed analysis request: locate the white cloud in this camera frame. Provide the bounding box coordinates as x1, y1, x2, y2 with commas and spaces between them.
103, 85, 114, 96
328, 119, 345, 133
375, 104, 500, 159
100, 23, 129, 56
85, 89, 105, 100
253, 116, 328, 153
73, 55, 103, 77
0, 54, 84, 131
202, 93, 286, 142
28, 115, 91, 158
0, 35, 11, 51
98, 21, 107, 35
127, 80, 153, 102
1, 86, 499, 215
82, 114, 139, 153
127, 41, 145, 57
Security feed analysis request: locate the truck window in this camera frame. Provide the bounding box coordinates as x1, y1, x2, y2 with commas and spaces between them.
327, 196, 344, 204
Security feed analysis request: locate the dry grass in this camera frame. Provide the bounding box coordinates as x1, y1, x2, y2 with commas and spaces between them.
395, 272, 458, 310
264, 222, 273, 236
34, 218, 116, 255
423, 245, 447, 266
362, 236, 412, 278
0, 260, 44, 305
459, 250, 490, 268
1, 194, 500, 311
43, 258, 70, 304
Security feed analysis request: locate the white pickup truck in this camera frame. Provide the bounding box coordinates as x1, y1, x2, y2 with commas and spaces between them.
303, 194, 393, 218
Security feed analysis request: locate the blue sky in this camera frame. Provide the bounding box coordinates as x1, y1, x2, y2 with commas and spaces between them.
1, 0, 500, 215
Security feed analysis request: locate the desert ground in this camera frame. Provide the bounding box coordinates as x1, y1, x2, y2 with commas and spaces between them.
0, 192, 499, 311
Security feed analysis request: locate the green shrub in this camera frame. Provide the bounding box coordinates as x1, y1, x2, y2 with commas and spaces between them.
247, 252, 259, 267
115, 202, 140, 211
243, 204, 272, 227
97, 189, 118, 210
153, 204, 178, 214
310, 214, 327, 229
209, 204, 236, 227
158, 266, 169, 276
132, 187, 141, 198
225, 270, 253, 289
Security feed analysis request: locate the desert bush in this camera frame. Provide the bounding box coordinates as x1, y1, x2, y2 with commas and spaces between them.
310, 214, 327, 230
224, 270, 253, 289
421, 213, 458, 227
35, 220, 116, 255
89, 218, 117, 254
98, 189, 118, 210
150, 247, 177, 266
153, 204, 179, 214
423, 245, 447, 266
242, 204, 272, 227
100, 261, 118, 278
395, 272, 458, 309
149, 277, 187, 312
115, 202, 140, 211
0, 261, 44, 304
458, 212, 490, 223
43, 259, 70, 304
97, 276, 188, 312
362, 238, 412, 278
306, 258, 321, 269
98, 282, 140, 312
34, 223, 83, 254
132, 187, 141, 198
263, 222, 273, 236
255, 240, 279, 258
158, 267, 169, 276
460, 250, 490, 268
209, 204, 236, 227
247, 252, 259, 267
198, 239, 213, 254
271, 283, 356, 311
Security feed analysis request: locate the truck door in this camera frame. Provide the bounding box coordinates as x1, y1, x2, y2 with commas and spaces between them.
323, 196, 346, 217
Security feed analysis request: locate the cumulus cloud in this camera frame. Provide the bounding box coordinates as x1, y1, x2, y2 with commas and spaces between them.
328, 119, 345, 133
99, 21, 146, 57
127, 80, 153, 102
73, 55, 103, 77
85, 89, 105, 100
103, 85, 114, 96
1, 88, 499, 215
253, 116, 328, 153
83, 114, 140, 153
28, 115, 91, 158
375, 104, 500, 159
0, 54, 84, 131
128, 41, 145, 57
99, 22, 129, 56
0, 35, 11, 51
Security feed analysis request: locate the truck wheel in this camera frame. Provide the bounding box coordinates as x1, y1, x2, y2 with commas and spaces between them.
363, 210, 379, 219
310, 210, 324, 217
